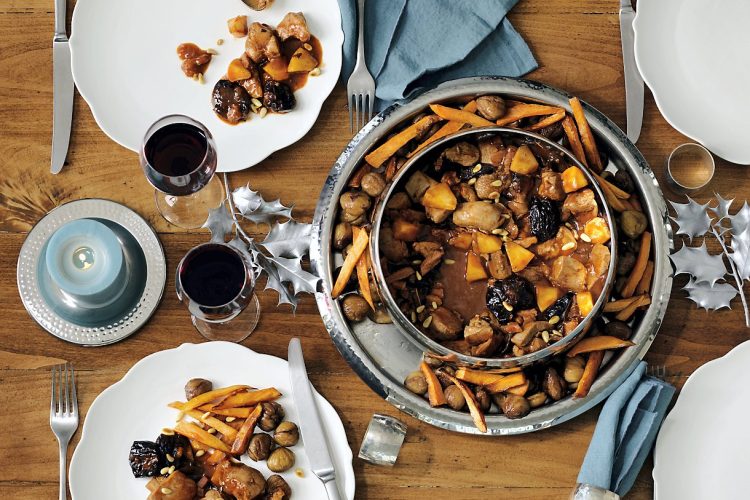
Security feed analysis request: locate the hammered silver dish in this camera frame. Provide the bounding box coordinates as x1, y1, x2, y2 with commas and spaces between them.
17, 199, 166, 346
370, 126, 618, 369
311, 76, 673, 435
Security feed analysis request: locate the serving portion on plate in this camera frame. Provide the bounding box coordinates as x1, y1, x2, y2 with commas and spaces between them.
634, 0, 750, 164
69, 342, 355, 500
70, 0, 343, 172
653, 340, 750, 500
312, 76, 673, 435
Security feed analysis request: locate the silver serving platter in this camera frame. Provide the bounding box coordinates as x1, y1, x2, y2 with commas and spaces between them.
17, 199, 166, 346
311, 76, 673, 435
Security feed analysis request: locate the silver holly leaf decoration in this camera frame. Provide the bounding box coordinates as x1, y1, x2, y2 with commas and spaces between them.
684, 279, 738, 311
670, 197, 712, 241
670, 241, 728, 286
260, 220, 312, 259
729, 227, 750, 281
271, 256, 319, 295
202, 201, 235, 242
254, 251, 298, 309
728, 201, 750, 236
710, 193, 734, 222
233, 184, 293, 226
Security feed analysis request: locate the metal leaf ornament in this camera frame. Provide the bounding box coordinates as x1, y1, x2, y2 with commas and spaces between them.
670, 242, 728, 286
683, 279, 738, 311
260, 220, 312, 258
202, 201, 235, 242
669, 194, 750, 326
669, 197, 712, 240
233, 185, 293, 225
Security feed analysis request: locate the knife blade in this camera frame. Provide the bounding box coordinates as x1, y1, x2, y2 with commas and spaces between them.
619, 0, 644, 144
51, 0, 74, 174
288, 338, 342, 500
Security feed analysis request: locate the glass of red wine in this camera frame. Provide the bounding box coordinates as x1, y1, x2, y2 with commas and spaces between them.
140, 115, 225, 229
176, 242, 260, 342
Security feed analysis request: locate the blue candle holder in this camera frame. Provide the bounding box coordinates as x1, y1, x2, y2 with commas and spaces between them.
45, 219, 128, 308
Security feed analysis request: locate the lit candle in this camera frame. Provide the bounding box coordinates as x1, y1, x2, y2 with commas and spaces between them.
45, 219, 127, 307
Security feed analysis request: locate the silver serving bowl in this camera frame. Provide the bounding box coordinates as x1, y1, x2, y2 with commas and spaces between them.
312, 76, 673, 435
370, 126, 618, 369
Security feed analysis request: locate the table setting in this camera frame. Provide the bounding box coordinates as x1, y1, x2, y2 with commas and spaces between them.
3, 0, 750, 499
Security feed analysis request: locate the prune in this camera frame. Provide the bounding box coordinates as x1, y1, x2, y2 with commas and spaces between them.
263, 81, 295, 112
129, 441, 164, 477
487, 275, 535, 323
529, 197, 561, 242
156, 433, 192, 469
540, 293, 573, 321
212, 80, 252, 123
457, 163, 494, 181
528, 142, 563, 168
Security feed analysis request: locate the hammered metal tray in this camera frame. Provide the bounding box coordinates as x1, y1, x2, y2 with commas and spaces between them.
311, 77, 673, 435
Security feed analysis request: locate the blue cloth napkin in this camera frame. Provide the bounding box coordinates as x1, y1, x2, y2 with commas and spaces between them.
577, 361, 676, 497
338, 0, 537, 106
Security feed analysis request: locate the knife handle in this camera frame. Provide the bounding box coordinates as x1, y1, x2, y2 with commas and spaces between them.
54, 0, 67, 37
323, 479, 342, 500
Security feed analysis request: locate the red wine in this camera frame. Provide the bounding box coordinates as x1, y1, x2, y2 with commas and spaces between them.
142, 121, 217, 195
179, 244, 246, 306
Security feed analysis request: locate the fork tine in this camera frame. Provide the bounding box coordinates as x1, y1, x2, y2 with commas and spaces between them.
348, 92, 354, 133
355, 93, 361, 132
51, 365, 57, 416
63, 363, 70, 415
69, 365, 77, 416
367, 93, 374, 124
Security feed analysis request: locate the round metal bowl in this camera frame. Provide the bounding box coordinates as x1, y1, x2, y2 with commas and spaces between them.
311, 76, 673, 435
370, 126, 618, 369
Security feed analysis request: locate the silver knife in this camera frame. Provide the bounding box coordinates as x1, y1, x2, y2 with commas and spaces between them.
619, 0, 644, 144
51, 0, 74, 174
288, 338, 342, 500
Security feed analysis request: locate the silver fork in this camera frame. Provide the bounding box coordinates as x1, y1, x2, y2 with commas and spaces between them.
346, 0, 375, 133
50, 364, 79, 500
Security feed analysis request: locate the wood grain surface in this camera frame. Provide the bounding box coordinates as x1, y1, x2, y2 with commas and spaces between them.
1, 1, 748, 499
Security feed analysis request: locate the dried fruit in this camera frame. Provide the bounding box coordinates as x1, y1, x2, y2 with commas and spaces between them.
487, 275, 534, 323
262, 80, 295, 112
540, 293, 573, 321
528, 197, 561, 242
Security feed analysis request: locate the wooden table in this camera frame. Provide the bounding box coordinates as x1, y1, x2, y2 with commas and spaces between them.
2, 1, 748, 498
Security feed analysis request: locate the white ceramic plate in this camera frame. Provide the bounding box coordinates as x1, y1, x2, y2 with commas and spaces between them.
653, 340, 750, 499
69, 0, 343, 172
69, 342, 354, 500
634, 0, 750, 164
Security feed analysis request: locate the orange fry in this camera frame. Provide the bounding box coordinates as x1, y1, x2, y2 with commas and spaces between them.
636, 261, 654, 296
445, 373, 487, 433
181, 385, 249, 412
505, 380, 530, 397
352, 227, 374, 310
348, 164, 371, 188
525, 110, 566, 131
496, 103, 565, 127
573, 351, 604, 399
420, 361, 447, 407
230, 404, 262, 455
569, 97, 603, 172
429, 103, 494, 128
408, 101, 478, 158
621, 231, 652, 298
484, 372, 528, 394
568, 335, 635, 357
615, 294, 651, 322
332, 228, 369, 298
561, 115, 588, 167
454, 367, 506, 386
598, 180, 628, 212
602, 296, 641, 313
179, 408, 238, 440
593, 173, 631, 199
365, 115, 442, 168
174, 421, 231, 453
213, 388, 282, 409
197, 406, 253, 418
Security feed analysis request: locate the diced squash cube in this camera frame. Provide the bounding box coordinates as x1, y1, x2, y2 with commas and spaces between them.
263, 57, 289, 82
449, 232, 473, 251
577, 291, 594, 317
474, 233, 503, 254
287, 47, 319, 73
561, 166, 589, 193
422, 182, 457, 211
505, 241, 535, 273
536, 284, 563, 312
227, 15, 248, 37
584, 217, 611, 244
227, 58, 252, 82
466, 252, 488, 282
392, 218, 420, 242
509, 145, 539, 175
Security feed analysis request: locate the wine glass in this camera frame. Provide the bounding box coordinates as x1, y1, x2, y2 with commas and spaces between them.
176, 242, 260, 342
140, 115, 225, 229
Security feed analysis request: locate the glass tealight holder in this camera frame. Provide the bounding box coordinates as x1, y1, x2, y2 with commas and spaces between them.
665, 143, 715, 195
358, 414, 407, 466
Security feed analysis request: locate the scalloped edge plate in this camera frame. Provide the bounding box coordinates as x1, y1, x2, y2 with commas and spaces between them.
70, 342, 354, 499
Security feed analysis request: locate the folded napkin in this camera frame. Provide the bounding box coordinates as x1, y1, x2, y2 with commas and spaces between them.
338, 0, 537, 106
574, 361, 676, 499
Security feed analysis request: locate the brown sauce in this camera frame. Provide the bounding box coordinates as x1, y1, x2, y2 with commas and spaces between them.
176, 42, 212, 77
438, 247, 488, 321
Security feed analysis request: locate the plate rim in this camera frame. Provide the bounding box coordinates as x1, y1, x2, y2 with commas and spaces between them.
68, 0, 345, 173
633, 0, 750, 165
69, 341, 355, 499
